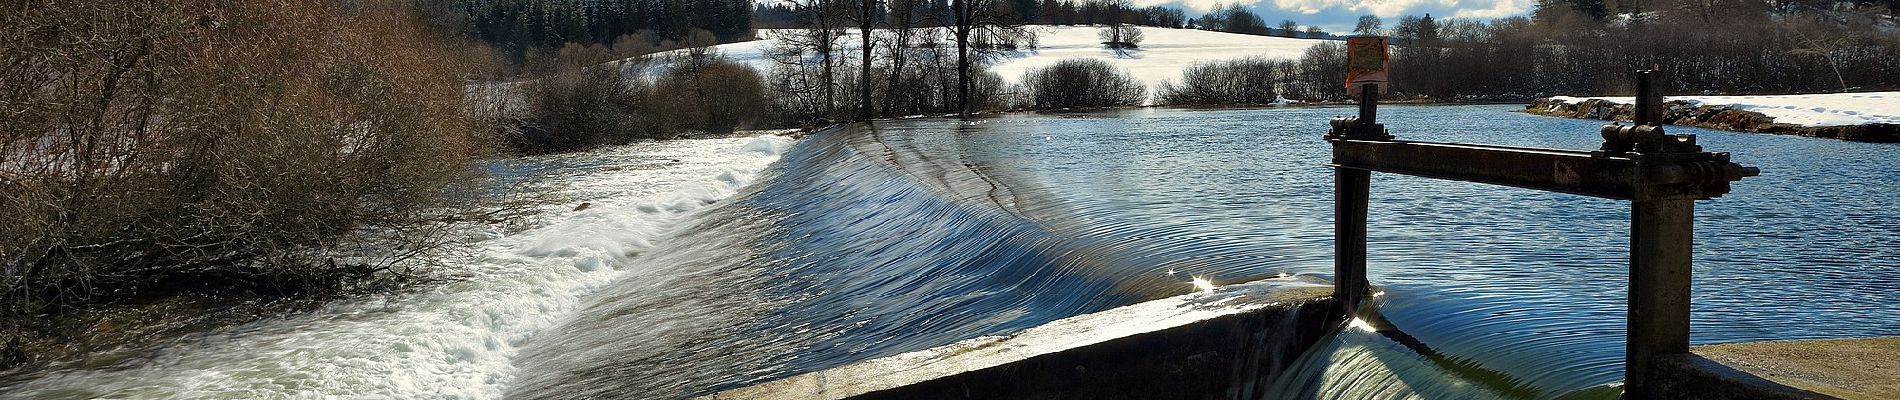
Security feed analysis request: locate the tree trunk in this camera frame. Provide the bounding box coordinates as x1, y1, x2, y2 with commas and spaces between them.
859, 0, 874, 120
955, 0, 972, 117
887, 28, 911, 116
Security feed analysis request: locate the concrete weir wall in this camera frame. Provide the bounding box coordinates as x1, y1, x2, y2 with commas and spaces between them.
701, 283, 1342, 400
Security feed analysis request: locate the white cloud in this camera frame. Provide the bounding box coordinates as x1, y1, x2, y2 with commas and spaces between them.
1247, 0, 1531, 19
1448, 0, 1533, 19
1270, 0, 1429, 17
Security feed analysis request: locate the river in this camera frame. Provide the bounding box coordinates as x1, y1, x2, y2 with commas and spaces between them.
4, 105, 1896, 399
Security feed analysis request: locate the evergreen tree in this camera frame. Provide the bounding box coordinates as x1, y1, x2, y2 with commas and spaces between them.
1574, 0, 1610, 20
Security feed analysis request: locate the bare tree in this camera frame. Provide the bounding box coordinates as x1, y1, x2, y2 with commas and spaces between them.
947, 0, 1029, 116
1354, 15, 1384, 35
1787, 20, 1857, 92
884, 0, 923, 116
776, 0, 848, 117
1098, 24, 1143, 50
849, 0, 881, 120
3, 0, 498, 361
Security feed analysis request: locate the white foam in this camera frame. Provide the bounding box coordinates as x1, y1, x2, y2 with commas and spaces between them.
0, 135, 796, 399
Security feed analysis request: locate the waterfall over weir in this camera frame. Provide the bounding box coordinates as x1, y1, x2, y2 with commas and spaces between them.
507, 122, 1598, 399
9, 105, 1895, 399
506, 125, 1170, 398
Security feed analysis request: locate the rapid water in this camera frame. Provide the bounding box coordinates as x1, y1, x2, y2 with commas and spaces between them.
5, 105, 1896, 399
0, 135, 794, 398
507, 105, 1897, 399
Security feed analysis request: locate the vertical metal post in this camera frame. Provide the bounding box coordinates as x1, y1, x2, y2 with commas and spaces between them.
1625, 199, 1694, 399
1634, 71, 1661, 127
1335, 83, 1378, 314
1624, 72, 1692, 399
1335, 169, 1370, 314
1358, 84, 1378, 127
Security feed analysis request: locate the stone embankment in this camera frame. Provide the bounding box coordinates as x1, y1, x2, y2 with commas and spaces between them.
1525, 97, 1899, 142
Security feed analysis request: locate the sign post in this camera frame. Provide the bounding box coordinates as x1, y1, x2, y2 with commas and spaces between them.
1345, 36, 1389, 97
1332, 36, 1390, 316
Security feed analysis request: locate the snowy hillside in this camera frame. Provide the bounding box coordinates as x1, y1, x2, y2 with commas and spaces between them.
986, 26, 1330, 92
1547, 93, 1900, 127
643, 26, 1334, 103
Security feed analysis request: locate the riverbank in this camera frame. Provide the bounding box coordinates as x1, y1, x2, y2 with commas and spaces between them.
1525, 95, 1900, 142
1659, 336, 1900, 399
0, 135, 795, 397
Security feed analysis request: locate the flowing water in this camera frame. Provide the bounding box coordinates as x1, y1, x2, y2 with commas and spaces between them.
4, 105, 1897, 399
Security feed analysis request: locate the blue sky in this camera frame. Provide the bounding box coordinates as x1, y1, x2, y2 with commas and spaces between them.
1140, 0, 1536, 33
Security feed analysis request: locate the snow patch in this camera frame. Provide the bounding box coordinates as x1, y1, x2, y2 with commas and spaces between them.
1546, 92, 1900, 127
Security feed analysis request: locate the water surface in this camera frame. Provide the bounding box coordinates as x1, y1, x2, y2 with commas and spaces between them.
7, 105, 1896, 399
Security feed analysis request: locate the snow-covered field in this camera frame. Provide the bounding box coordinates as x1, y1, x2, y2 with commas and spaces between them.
985, 26, 1329, 93
1548, 92, 1900, 127
645, 26, 1333, 103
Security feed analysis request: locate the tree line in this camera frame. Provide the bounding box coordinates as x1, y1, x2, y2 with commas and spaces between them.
758, 0, 1187, 29
1379, 0, 1900, 99
451, 0, 756, 62
1157, 0, 1900, 107
1192, 4, 1333, 38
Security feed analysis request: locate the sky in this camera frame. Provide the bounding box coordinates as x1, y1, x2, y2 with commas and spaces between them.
1141, 0, 1537, 33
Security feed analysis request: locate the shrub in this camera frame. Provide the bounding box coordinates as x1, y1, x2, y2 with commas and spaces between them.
1158, 57, 1288, 106
513, 65, 654, 154
653, 47, 769, 133
510, 43, 770, 153
1020, 59, 1147, 109
1, 0, 490, 364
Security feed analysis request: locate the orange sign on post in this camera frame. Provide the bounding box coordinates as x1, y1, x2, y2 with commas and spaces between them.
1345, 36, 1389, 96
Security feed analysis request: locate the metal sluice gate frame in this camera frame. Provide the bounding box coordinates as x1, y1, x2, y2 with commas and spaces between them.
1325, 71, 1759, 399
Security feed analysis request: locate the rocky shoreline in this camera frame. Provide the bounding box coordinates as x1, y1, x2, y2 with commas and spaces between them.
1525, 97, 1899, 142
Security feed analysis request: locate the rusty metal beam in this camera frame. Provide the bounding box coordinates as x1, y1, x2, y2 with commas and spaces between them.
1331, 139, 1643, 200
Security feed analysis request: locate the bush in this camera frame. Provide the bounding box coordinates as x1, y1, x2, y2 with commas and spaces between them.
513, 65, 654, 154
1020, 59, 1147, 109
1, 0, 490, 363
510, 43, 769, 154
653, 47, 769, 134
1158, 57, 1289, 106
